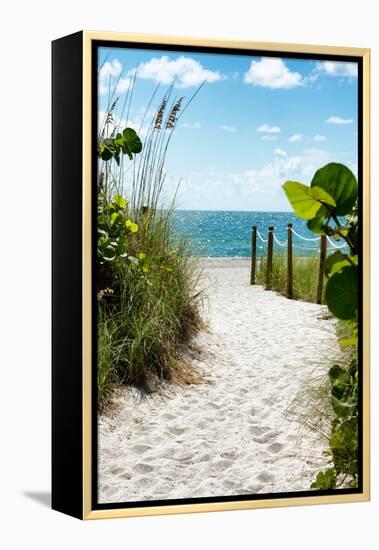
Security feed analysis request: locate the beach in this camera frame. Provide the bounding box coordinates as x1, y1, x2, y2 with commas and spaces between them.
98, 258, 340, 503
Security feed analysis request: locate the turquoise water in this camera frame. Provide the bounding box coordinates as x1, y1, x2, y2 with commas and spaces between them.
172, 210, 324, 258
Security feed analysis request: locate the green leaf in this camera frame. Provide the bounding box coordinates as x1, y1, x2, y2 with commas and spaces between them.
340, 336, 358, 348
100, 147, 113, 161
331, 395, 355, 417
329, 364, 346, 382
103, 245, 116, 261
325, 266, 358, 320
282, 181, 336, 220
122, 128, 143, 154
311, 162, 358, 216
110, 212, 122, 226
113, 194, 127, 209
324, 251, 349, 277
307, 211, 326, 234
114, 133, 124, 146
98, 235, 110, 250
311, 468, 336, 490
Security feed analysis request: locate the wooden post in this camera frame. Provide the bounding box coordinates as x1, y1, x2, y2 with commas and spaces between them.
250, 226, 257, 285
265, 226, 274, 290
316, 235, 327, 304
287, 223, 293, 299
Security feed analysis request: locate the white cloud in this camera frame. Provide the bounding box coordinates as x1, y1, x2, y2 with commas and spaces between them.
326, 116, 354, 125
100, 59, 122, 79
260, 135, 278, 141
314, 134, 327, 142
116, 77, 132, 94
172, 147, 357, 210
181, 122, 201, 129
136, 55, 221, 88
234, 149, 333, 198
256, 124, 281, 133
274, 148, 287, 157
244, 57, 303, 89
220, 125, 237, 132
289, 133, 303, 142
99, 59, 132, 95
317, 61, 358, 78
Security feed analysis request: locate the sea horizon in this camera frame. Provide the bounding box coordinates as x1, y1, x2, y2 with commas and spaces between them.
172, 210, 323, 258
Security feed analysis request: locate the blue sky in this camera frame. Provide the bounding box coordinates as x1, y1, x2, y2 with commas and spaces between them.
98, 47, 358, 211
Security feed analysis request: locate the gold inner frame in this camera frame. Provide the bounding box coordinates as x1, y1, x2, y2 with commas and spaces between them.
82, 31, 370, 520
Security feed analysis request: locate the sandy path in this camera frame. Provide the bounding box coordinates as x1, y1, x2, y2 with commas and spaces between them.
98, 258, 339, 503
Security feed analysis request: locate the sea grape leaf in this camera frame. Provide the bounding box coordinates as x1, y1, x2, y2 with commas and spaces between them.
311, 163, 358, 216
282, 181, 336, 220
99, 146, 113, 161
121, 128, 143, 159
324, 251, 349, 276
307, 208, 327, 234
325, 266, 358, 320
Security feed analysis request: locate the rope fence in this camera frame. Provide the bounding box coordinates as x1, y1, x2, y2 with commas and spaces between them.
250, 223, 349, 304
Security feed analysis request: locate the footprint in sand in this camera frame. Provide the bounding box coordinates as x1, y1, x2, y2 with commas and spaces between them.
134, 463, 154, 474
198, 453, 212, 463
196, 420, 209, 430
131, 444, 152, 455
135, 476, 157, 488
213, 459, 233, 471
249, 425, 268, 436
220, 449, 238, 460
110, 467, 124, 475
168, 426, 188, 436
257, 471, 274, 483
254, 430, 280, 444
161, 413, 176, 421
267, 442, 283, 453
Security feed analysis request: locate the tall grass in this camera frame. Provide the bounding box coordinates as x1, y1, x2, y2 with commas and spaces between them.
285, 325, 358, 489
97, 80, 205, 408
256, 253, 322, 303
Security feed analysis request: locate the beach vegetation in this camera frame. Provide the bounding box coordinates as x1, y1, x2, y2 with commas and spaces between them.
283, 162, 359, 489
256, 255, 321, 303
97, 84, 204, 408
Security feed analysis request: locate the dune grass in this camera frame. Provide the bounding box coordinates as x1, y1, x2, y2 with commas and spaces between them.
256, 253, 323, 303
97, 83, 205, 409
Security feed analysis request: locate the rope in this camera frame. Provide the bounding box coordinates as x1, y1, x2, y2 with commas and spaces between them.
256, 229, 268, 243
326, 236, 349, 249
255, 227, 348, 251
273, 234, 288, 247
290, 227, 321, 241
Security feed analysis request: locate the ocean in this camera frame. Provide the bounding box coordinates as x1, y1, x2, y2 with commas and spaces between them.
172, 210, 325, 258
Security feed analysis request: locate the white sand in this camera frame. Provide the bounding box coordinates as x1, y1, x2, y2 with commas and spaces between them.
98, 258, 340, 503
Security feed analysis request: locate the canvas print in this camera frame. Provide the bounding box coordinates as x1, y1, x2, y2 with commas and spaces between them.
96, 44, 361, 505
